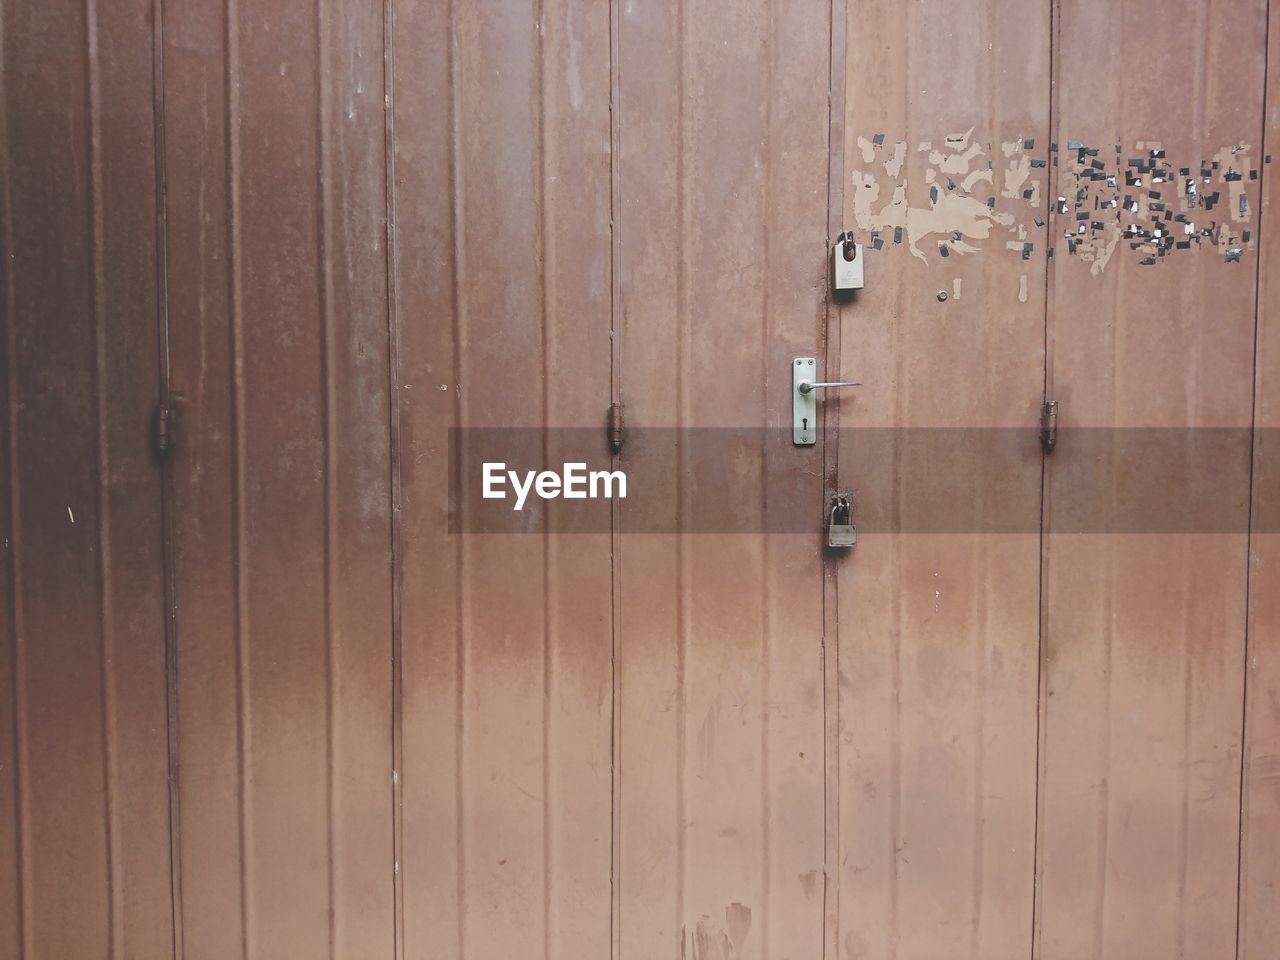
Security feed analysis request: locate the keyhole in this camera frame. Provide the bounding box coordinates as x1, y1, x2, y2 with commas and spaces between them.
802, 417, 809, 432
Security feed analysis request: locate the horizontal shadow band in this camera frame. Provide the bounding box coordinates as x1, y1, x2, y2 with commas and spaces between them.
444, 427, 1273, 534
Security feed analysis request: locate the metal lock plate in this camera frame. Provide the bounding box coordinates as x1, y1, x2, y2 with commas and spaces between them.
793, 358, 860, 446
793, 357, 818, 445
831, 235, 864, 292
827, 493, 856, 549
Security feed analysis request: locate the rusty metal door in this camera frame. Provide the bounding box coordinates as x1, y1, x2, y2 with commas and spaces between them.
4, 0, 1280, 957
830, 1, 1050, 956
608, 3, 831, 956
1, 0, 176, 956
393, 1, 616, 956
1036, 4, 1268, 958
1242, 9, 1280, 954
829, 2, 1277, 959
394, 0, 832, 953
159, 1, 397, 956
829, 1, 1279, 958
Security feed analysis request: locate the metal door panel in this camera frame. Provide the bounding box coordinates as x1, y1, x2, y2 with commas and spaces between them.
1240, 6, 1280, 953
161, 0, 395, 956
385, 0, 460, 952
393, 1, 616, 957
3, 0, 1279, 955
1037, 3, 1267, 958
156, 4, 241, 954
84, 4, 178, 951
613, 1, 829, 957
0, 0, 174, 956
1237, 0, 1280, 955
833, 2, 1050, 957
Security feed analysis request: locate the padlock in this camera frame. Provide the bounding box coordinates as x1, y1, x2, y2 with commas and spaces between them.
830, 232, 864, 294
827, 493, 856, 549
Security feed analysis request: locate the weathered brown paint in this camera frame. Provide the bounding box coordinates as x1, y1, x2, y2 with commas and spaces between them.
2, 0, 1279, 958
160, 0, 394, 956
835, 2, 1050, 958
613, 1, 829, 957
1239, 1, 1280, 955
0, 0, 174, 956
392, 1, 615, 958
1037, 4, 1267, 959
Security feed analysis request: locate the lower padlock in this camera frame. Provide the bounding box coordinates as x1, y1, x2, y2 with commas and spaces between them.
827, 493, 856, 549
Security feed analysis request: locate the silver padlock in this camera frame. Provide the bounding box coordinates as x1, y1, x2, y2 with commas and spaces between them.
827, 493, 856, 549
830, 233, 864, 294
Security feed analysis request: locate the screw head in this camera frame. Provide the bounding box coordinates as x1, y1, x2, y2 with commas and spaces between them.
937, 290, 949, 302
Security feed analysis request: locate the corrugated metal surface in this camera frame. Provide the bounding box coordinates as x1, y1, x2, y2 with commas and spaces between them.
612, 1, 829, 957
1240, 3, 1280, 955
1037, 3, 1267, 958
393, 1, 615, 958
833, 2, 1050, 957
0, 0, 175, 957
159, 0, 395, 956
3, 0, 1280, 957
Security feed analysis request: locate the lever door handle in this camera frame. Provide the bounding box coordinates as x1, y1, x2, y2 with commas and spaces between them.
797, 379, 860, 394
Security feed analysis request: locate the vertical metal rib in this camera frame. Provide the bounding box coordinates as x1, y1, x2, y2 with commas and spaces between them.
446, 0, 468, 952
759, 0, 775, 951
606, 0, 624, 953
380, 0, 406, 953
532, 3, 552, 957
224, 0, 253, 952
674, 0, 689, 947
821, 0, 846, 954
148, 0, 186, 949
83, 0, 118, 952
316, 0, 338, 950
0, 2, 29, 952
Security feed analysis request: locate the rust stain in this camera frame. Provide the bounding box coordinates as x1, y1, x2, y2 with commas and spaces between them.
725, 902, 751, 948
799, 868, 820, 898
845, 930, 869, 959
683, 903, 753, 960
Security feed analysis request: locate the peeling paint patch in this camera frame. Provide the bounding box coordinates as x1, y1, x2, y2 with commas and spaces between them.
849, 132, 1260, 276
884, 139, 906, 179
850, 131, 1042, 265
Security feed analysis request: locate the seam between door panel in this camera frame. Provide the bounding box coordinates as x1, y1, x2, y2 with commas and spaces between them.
1235, 2, 1273, 957
822, 0, 846, 956
381, 0, 405, 955
149, 0, 184, 954
1030, 3, 1061, 957
607, 0, 623, 952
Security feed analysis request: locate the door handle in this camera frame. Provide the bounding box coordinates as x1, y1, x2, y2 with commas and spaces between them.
793, 357, 858, 446
797, 379, 860, 394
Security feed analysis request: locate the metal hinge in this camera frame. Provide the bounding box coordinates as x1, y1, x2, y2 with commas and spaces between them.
154, 398, 179, 462
606, 402, 625, 454
1040, 399, 1058, 454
